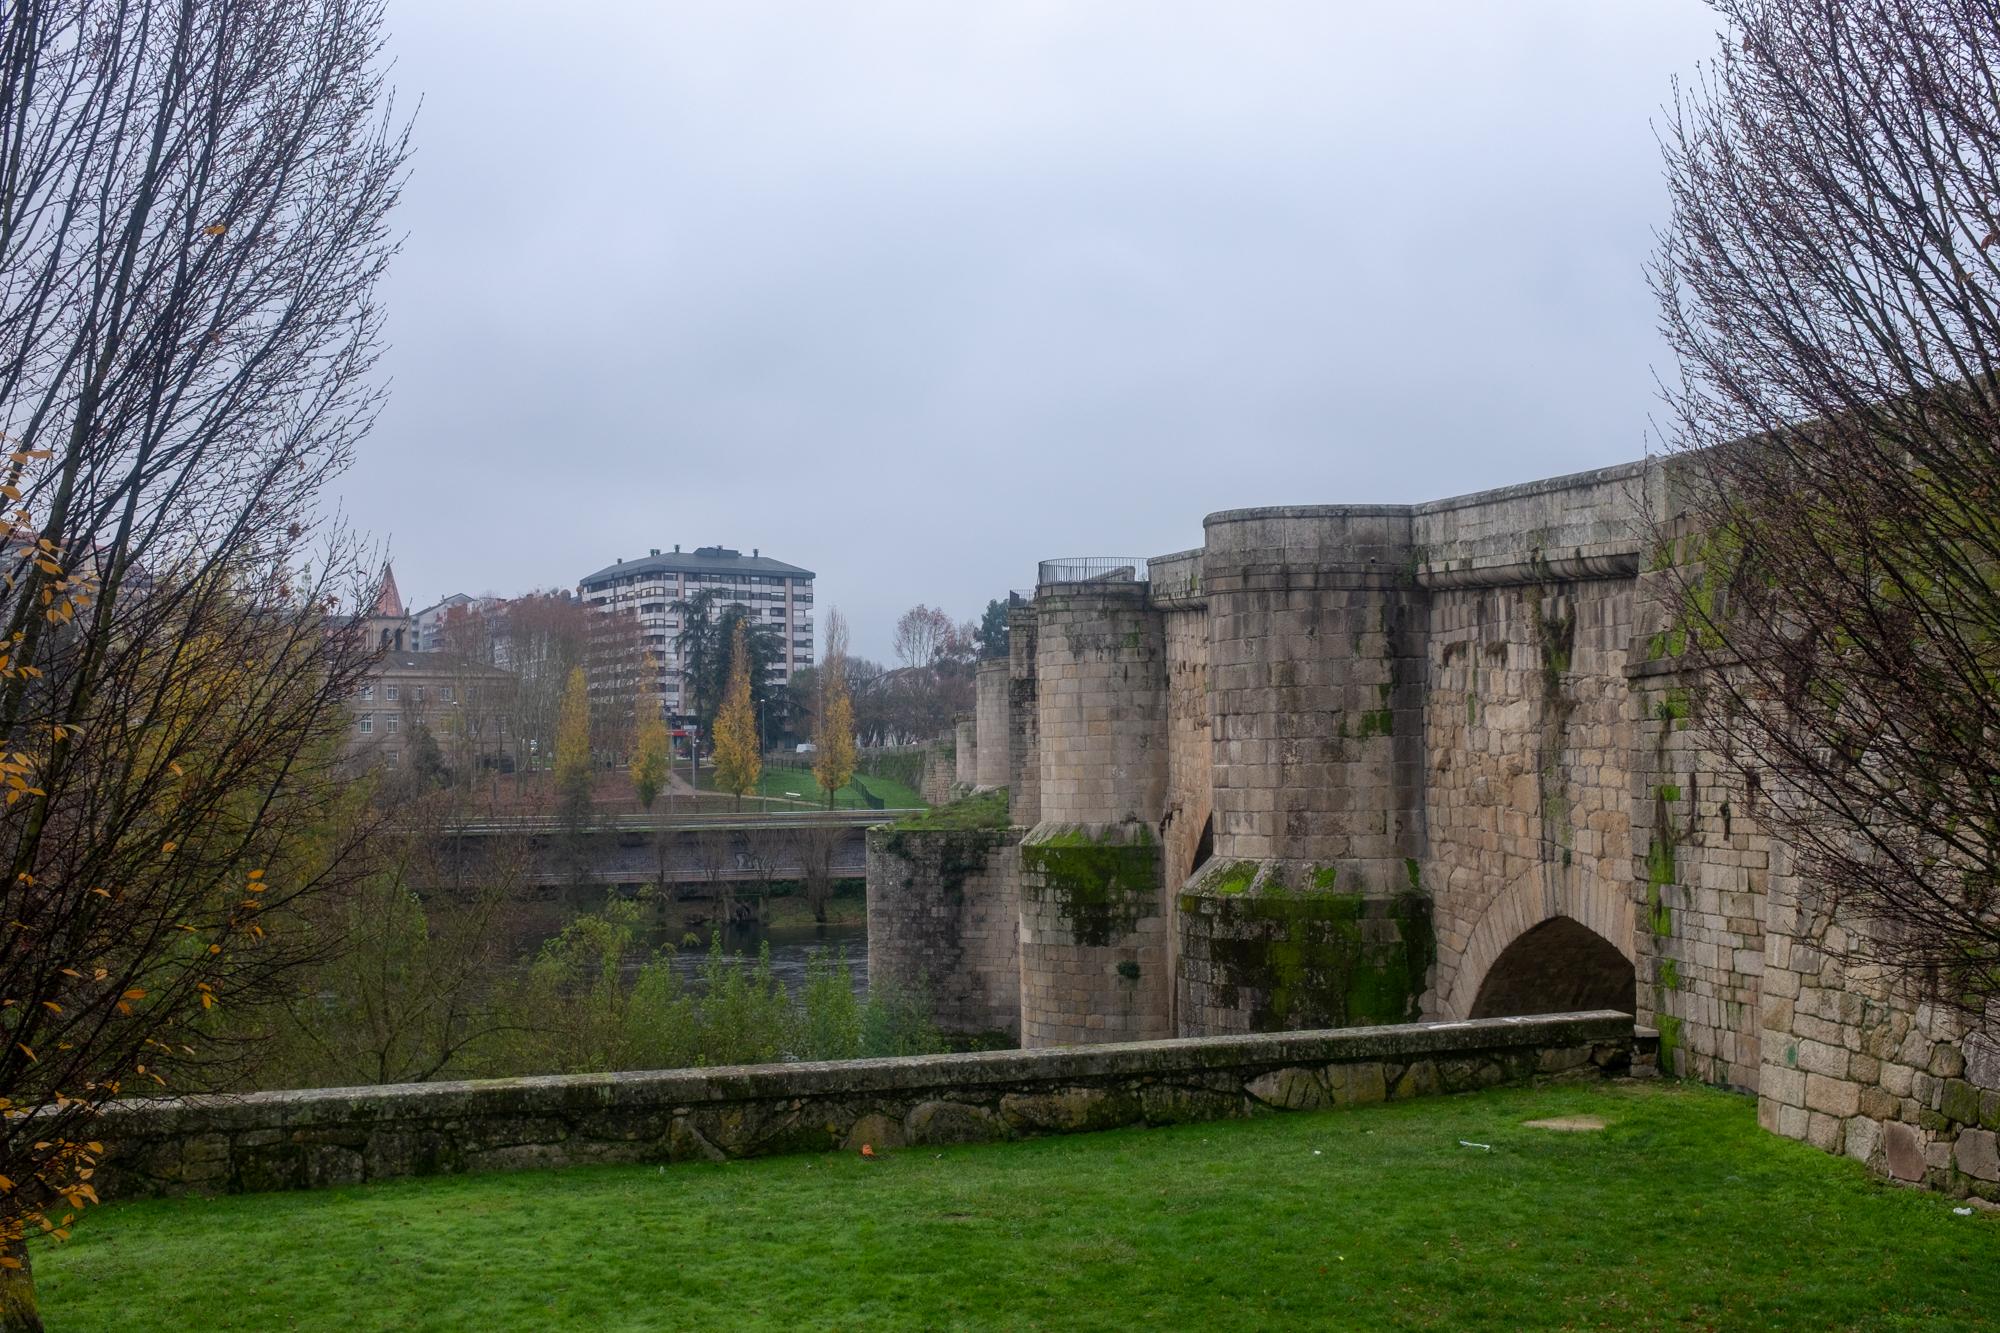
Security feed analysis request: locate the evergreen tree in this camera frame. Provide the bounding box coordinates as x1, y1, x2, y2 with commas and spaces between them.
974, 597, 1011, 660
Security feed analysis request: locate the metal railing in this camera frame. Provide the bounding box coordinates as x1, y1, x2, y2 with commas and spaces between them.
1036, 556, 1149, 586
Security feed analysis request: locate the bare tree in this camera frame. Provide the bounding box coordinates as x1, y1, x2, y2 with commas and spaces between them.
790, 822, 845, 925
493, 590, 588, 788
0, 0, 407, 1319
893, 604, 954, 672
1652, 0, 2000, 1012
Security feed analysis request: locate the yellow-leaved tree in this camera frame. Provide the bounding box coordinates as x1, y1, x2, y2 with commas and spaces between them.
812, 608, 857, 809
712, 621, 761, 809
554, 666, 592, 814
630, 698, 670, 812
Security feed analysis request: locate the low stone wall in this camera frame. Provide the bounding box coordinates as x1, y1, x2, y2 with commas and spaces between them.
97, 1012, 1634, 1200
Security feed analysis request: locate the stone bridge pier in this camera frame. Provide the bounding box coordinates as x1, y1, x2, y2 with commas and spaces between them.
1175, 507, 1434, 1036
1016, 573, 1171, 1047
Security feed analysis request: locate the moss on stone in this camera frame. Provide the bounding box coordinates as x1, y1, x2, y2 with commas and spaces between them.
1021, 823, 1161, 948
1656, 1013, 1684, 1078
889, 788, 1010, 833
1356, 709, 1394, 738
1311, 864, 1338, 891
1210, 860, 1259, 896
1192, 882, 1434, 1032
1655, 688, 1691, 726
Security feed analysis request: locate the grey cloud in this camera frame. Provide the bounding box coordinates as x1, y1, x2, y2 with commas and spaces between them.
338, 0, 1721, 660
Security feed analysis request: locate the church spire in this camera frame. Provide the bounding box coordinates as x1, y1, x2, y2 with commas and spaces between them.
371, 563, 403, 618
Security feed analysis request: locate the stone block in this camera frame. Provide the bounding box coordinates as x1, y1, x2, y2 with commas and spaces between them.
905, 1101, 1006, 1146
1795, 1039, 1849, 1079
1967, 1033, 2000, 1089
1246, 1066, 1329, 1111
836, 1112, 908, 1152
1942, 1079, 1983, 1127
1329, 1062, 1388, 1106
1954, 1128, 2000, 1182
1843, 1115, 1880, 1164
1882, 1120, 1926, 1182
1806, 1111, 1842, 1152
1763, 1065, 1805, 1108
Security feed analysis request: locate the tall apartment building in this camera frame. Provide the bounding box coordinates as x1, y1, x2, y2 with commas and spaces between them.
577, 544, 815, 720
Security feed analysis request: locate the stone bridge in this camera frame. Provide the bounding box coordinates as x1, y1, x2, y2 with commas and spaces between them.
867, 457, 2000, 1199
424, 810, 891, 890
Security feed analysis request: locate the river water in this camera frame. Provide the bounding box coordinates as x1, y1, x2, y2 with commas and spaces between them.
658, 919, 870, 995
502, 900, 871, 997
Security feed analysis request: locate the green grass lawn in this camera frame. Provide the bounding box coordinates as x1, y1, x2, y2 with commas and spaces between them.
39, 1081, 1999, 1331
700, 762, 926, 811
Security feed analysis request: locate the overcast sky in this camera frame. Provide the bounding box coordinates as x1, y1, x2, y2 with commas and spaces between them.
335, 0, 1725, 663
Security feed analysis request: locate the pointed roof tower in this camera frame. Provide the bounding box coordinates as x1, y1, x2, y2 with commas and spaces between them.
371, 563, 404, 618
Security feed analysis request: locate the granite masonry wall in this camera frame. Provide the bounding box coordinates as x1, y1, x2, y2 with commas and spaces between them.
100, 1012, 1634, 1200
1411, 466, 1646, 1027
953, 715, 978, 790
858, 456, 1997, 1198
865, 824, 1022, 1041
975, 661, 1010, 790
1019, 580, 1171, 1047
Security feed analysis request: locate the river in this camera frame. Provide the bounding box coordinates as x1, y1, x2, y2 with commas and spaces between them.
502, 897, 871, 997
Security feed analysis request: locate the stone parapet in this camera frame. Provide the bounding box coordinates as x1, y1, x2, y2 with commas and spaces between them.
98, 1012, 1635, 1199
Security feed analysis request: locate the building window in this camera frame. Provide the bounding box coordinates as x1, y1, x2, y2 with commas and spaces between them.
385, 685, 399, 701
386, 715, 400, 734
358, 683, 375, 701
441, 686, 454, 702
358, 714, 373, 734
384, 750, 399, 768
411, 686, 425, 703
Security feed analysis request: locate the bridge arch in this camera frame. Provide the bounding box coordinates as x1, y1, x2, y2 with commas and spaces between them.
1444, 877, 1636, 1019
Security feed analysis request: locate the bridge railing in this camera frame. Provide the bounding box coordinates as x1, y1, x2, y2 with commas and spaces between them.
1036, 556, 1149, 587
415, 807, 919, 836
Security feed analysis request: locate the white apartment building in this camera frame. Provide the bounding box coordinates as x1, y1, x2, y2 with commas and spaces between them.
577, 544, 815, 719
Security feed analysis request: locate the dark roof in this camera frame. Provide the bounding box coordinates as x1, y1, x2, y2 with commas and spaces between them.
371, 651, 512, 677
579, 547, 814, 588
